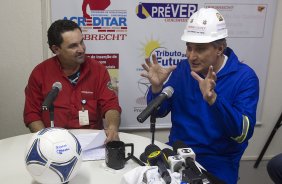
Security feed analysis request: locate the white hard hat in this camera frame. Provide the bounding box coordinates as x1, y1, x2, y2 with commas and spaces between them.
181, 8, 228, 43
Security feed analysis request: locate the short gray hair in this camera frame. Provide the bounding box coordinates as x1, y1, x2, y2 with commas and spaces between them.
211, 38, 227, 51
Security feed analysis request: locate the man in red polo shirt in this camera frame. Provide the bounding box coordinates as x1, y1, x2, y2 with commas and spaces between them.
24, 19, 121, 143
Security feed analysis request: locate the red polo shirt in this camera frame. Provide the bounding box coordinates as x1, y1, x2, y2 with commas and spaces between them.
24, 56, 121, 129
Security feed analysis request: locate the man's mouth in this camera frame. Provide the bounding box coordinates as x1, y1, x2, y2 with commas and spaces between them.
191, 62, 200, 67
76, 54, 84, 59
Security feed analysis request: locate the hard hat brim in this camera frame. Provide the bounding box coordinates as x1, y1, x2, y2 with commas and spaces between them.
181, 33, 228, 43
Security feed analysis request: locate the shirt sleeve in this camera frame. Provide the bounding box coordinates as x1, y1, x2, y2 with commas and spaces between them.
23, 68, 44, 126
97, 67, 121, 117
210, 73, 259, 143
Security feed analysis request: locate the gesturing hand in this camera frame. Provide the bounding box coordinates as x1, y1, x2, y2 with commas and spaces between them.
141, 54, 176, 93
191, 65, 217, 105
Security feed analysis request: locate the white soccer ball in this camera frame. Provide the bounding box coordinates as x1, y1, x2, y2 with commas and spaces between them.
25, 128, 82, 184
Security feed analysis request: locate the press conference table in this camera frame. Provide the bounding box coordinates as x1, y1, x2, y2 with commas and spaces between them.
0, 129, 170, 184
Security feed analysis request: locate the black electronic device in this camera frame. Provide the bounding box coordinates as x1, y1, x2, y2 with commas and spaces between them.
162, 148, 185, 172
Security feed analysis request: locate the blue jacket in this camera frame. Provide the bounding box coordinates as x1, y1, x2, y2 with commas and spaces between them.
147, 47, 259, 184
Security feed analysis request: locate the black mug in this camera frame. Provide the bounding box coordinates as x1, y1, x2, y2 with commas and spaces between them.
105, 141, 134, 170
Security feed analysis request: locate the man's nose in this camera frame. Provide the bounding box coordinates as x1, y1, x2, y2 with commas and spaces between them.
188, 50, 197, 60
78, 44, 85, 52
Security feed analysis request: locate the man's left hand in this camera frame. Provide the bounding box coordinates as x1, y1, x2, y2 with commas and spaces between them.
105, 127, 119, 143
191, 65, 217, 105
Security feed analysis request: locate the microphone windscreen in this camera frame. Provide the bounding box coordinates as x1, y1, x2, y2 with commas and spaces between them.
144, 144, 161, 157
172, 140, 188, 153
139, 152, 147, 163
162, 86, 174, 98
162, 148, 176, 158
52, 82, 62, 91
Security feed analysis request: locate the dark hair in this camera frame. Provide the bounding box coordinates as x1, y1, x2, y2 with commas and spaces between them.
47, 19, 81, 49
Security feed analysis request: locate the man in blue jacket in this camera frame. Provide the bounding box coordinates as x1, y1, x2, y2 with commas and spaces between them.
141, 8, 259, 184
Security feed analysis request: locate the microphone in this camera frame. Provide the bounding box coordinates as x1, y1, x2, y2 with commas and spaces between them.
143, 144, 171, 184
172, 140, 210, 184
162, 148, 185, 172
181, 169, 204, 184
137, 86, 174, 123
42, 82, 62, 110
182, 155, 209, 184
172, 140, 189, 152
139, 152, 147, 163
173, 140, 200, 174
173, 140, 196, 161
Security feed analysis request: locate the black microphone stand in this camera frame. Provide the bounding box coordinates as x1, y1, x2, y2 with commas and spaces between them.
150, 108, 157, 145
254, 111, 282, 168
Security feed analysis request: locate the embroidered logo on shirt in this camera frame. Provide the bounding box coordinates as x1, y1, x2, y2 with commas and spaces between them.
107, 81, 114, 90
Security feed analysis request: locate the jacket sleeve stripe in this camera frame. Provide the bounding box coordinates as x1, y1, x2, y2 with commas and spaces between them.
231, 115, 250, 143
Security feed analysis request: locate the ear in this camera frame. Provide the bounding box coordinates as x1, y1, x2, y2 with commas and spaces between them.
51, 45, 60, 55
217, 45, 224, 55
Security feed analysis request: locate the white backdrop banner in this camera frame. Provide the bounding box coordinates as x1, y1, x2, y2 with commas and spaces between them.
51, 0, 277, 129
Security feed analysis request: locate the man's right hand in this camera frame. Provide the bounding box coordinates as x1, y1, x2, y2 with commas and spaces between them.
28, 121, 45, 133
141, 54, 176, 93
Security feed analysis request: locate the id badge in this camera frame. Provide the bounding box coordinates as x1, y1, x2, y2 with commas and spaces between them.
79, 110, 89, 126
